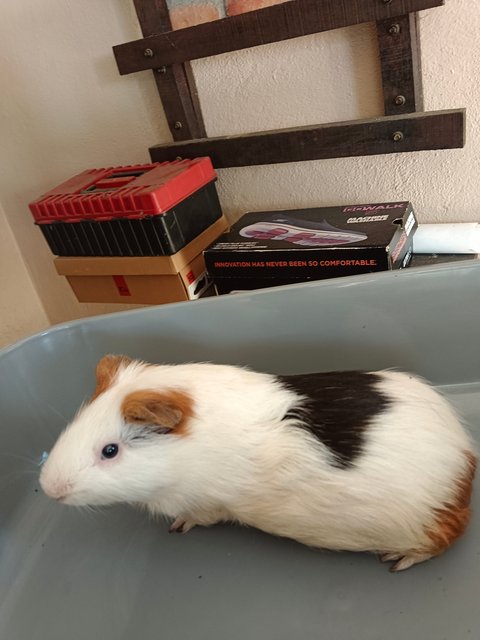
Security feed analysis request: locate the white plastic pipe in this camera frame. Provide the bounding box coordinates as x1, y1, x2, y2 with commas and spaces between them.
412, 223, 480, 254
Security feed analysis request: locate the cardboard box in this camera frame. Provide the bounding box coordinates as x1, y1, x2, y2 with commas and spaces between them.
55, 216, 228, 304
204, 203, 417, 293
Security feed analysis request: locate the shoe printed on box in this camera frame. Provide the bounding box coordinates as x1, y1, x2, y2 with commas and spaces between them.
239, 215, 368, 247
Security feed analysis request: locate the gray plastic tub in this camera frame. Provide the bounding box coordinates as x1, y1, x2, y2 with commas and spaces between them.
1, 262, 479, 640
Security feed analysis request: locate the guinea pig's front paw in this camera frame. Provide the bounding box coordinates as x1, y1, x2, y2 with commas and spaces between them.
169, 516, 197, 534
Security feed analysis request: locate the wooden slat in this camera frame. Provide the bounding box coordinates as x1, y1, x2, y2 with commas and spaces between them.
376, 13, 423, 115
114, 0, 444, 75
149, 109, 465, 168
132, 0, 206, 140
133, 0, 171, 30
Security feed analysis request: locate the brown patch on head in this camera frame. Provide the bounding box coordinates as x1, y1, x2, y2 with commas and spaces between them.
121, 389, 194, 436
92, 355, 134, 401
425, 451, 477, 555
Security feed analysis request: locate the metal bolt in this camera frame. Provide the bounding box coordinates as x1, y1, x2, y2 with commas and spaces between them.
392, 131, 404, 142
143, 48, 154, 58
174, 121, 183, 130
394, 95, 406, 106
156, 66, 167, 74
388, 23, 400, 35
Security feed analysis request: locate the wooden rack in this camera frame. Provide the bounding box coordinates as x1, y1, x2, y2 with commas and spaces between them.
113, 0, 465, 168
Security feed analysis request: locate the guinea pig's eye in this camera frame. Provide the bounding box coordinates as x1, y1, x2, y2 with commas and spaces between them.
101, 444, 119, 459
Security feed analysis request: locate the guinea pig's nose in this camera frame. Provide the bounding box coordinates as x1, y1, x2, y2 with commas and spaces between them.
39, 475, 72, 501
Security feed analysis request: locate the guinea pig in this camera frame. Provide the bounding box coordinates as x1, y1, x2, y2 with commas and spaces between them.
40, 354, 476, 572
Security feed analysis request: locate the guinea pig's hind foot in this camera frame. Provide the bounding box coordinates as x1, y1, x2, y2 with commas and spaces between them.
379, 551, 433, 572
169, 516, 197, 534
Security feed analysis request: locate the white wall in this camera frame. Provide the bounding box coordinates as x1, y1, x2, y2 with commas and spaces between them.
0, 0, 478, 337
0, 204, 49, 348
0, 0, 164, 333
195, 2, 480, 223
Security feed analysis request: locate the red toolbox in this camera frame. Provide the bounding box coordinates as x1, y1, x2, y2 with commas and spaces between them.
29, 158, 222, 257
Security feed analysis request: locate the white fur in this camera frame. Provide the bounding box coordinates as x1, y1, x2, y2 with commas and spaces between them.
40, 361, 475, 564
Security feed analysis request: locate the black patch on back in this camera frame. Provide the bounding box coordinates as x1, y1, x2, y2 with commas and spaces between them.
277, 371, 390, 468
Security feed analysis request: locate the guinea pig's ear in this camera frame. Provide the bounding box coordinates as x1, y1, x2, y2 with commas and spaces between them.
121, 389, 193, 436
93, 354, 133, 399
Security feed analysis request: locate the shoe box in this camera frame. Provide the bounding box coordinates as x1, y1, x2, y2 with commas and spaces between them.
204, 202, 417, 294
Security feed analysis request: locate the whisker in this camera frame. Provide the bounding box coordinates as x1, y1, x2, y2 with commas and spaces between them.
42, 401, 70, 423
0, 472, 39, 493
0, 452, 40, 466
74, 504, 108, 522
